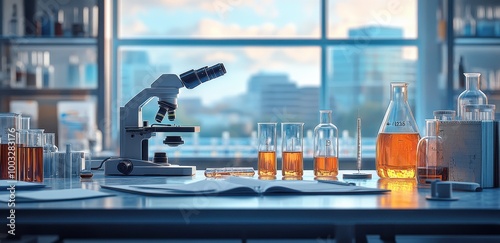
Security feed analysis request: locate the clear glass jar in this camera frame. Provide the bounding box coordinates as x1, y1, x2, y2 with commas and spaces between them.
416, 119, 447, 186
457, 73, 488, 120
313, 110, 339, 178
376, 82, 420, 179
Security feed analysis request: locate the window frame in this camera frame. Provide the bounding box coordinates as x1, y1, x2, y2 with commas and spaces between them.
109, 0, 422, 155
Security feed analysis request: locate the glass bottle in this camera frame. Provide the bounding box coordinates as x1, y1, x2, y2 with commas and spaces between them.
495, 6, 500, 37
416, 119, 447, 186
462, 5, 476, 36
9, 4, 19, 36
313, 110, 339, 178
457, 73, 488, 120
10, 52, 27, 88
26, 52, 42, 88
376, 82, 420, 179
42, 52, 55, 88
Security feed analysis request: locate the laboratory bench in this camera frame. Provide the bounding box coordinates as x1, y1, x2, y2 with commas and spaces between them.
1, 170, 500, 243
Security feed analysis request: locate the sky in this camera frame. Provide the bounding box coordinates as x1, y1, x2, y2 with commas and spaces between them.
118, 0, 417, 105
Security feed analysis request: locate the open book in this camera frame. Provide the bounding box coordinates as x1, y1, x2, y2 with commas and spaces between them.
101, 177, 388, 196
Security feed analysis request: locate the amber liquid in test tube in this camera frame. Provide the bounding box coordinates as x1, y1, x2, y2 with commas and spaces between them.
257, 123, 277, 177
282, 151, 303, 177
281, 123, 304, 178
258, 151, 276, 176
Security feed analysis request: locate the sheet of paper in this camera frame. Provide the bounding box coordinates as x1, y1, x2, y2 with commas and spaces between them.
0, 180, 46, 190
0, 189, 113, 202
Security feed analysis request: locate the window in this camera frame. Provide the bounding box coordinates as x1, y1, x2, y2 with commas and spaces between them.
114, 0, 418, 158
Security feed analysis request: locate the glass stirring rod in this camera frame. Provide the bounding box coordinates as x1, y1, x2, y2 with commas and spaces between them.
356, 117, 362, 173
343, 117, 372, 179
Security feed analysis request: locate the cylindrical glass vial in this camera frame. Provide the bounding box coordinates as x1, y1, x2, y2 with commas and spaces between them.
313, 110, 339, 178
457, 73, 488, 120
281, 122, 304, 179
257, 123, 277, 178
19, 129, 44, 182
416, 119, 447, 186
0, 113, 21, 180
376, 82, 420, 179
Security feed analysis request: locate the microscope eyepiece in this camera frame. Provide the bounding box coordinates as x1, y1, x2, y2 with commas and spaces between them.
179, 63, 226, 89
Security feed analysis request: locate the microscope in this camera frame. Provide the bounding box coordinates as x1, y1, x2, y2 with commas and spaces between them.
104, 63, 226, 176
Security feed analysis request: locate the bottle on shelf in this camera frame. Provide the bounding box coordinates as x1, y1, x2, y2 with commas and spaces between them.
458, 56, 465, 89
91, 5, 99, 37
55, 9, 64, 36
26, 52, 42, 88
495, 6, 500, 37
477, 5, 495, 37
83, 7, 90, 37
462, 5, 476, 37
84, 50, 98, 88
72, 7, 84, 37
42, 52, 55, 88
42, 7, 55, 36
9, 4, 19, 36
10, 52, 27, 88
68, 55, 83, 87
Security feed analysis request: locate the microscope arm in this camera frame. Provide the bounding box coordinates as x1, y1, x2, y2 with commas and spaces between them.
122, 74, 184, 128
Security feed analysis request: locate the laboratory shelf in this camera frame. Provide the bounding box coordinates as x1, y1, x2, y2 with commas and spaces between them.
0, 37, 97, 46
454, 37, 500, 46
0, 88, 97, 96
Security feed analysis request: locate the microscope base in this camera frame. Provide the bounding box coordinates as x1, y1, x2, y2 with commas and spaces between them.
104, 158, 196, 176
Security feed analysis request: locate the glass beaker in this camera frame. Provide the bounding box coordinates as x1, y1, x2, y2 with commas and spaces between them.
416, 119, 447, 186
18, 129, 44, 182
433, 110, 456, 121
457, 73, 488, 120
313, 110, 339, 178
257, 123, 277, 178
43, 133, 58, 178
281, 122, 304, 178
479, 104, 495, 120
376, 82, 420, 179
0, 113, 21, 180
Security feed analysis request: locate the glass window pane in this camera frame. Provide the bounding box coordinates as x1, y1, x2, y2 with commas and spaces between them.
328, 46, 418, 157
117, 47, 320, 157
119, 0, 320, 38
328, 0, 417, 39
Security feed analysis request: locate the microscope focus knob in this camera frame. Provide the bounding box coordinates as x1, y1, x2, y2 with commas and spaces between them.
117, 160, 134, 175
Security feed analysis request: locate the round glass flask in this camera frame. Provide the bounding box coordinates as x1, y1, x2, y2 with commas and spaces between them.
376, 82, 420, 179
457, 73, 488, 120
313, 110, 339, 178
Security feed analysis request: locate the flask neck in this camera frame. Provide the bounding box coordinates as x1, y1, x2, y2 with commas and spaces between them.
319, 110, 332, 124
390, 83, 408, 102
425, 119, 438, 136
465, 75, 480, 91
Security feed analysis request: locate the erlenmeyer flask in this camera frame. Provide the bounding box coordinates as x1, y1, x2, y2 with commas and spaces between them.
457, 73, 488, 120
376, 82, 420, 179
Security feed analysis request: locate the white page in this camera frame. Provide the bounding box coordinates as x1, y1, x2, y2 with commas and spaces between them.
0, 189, 113, 202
